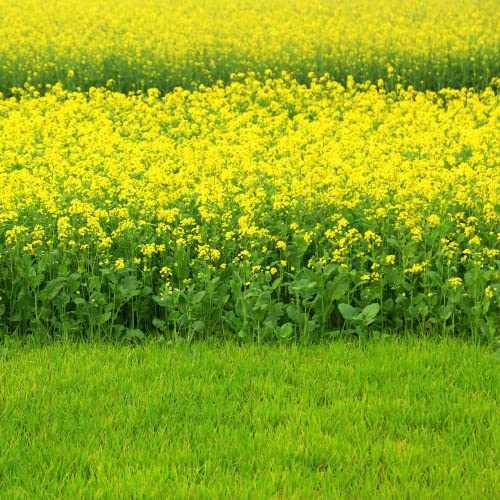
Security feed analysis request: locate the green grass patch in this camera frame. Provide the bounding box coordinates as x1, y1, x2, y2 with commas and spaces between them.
0, 337, 497, 497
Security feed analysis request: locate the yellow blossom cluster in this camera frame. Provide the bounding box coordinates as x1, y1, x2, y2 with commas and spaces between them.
1, 78, 498, 264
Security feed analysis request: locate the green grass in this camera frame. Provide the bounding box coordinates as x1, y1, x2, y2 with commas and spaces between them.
0, 337, 497, 497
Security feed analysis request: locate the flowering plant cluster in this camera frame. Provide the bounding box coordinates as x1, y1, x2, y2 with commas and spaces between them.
0, 76, 498, 340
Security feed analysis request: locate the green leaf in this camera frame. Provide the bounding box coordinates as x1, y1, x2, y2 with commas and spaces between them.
88, 276, 101, 292
235, 297, 252, 320
237, 329, 248, 339
152, 318, 167, 331
268, 302, 284, 323
98, 311, 112, 325
153, 294, 174, 307
338, 303, 358, 321
125, 328, 145, 340
326, 274, 350, 301
304, 320, 319, 333
361, 303, 380, 324
41, 277, 68, 301
191, 320, 205, 332
323, 263, 338, 276
438, 305, 453, 321
270, 277, 282, 291
26, 267, 44, 288
286, 304, 303, 324
177, 293, 187, 306
191, 291, 206, 304
292, 234, 309, 258
118, 276, 141, 300
277, 322, 293, 339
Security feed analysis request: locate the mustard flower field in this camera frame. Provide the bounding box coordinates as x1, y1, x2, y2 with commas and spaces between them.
0, 0, 498, 341
0, 0, 499, 94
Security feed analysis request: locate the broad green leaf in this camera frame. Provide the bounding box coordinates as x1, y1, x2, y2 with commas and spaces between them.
153, 294, 174, 307
235, 297, 252, 320
191, 320, 206, 332
98, 311, 112, 325
88, 276, 101, 292
361, 303, 380, 323
237, 329, 248, 339
119, 276, 141, 300
152, 318, 167, 331
327, 274, 350, 301
286, 304, 303, 324
41, 277, 68, 301
338, 303, 358, 321
277, 322, 293, 339
125, 328, 145, 340
323, 263, 338, 276
191, 291, 206, 304
292, 234, 309, 258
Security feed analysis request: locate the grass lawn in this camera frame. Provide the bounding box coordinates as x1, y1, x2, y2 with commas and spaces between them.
0, 336, 498, 498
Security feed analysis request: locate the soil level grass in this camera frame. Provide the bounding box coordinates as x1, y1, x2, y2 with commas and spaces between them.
0, 337, 497, 498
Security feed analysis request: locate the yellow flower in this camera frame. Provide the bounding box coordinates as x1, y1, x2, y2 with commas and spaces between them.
303, 233, 313, 245
115, 258, 125, 270
160, 266, 171, 277
427, 214, 440, 226
405, 261, 429, 274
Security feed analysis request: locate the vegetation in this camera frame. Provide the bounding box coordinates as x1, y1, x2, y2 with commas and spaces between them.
1, 337, 498, 497
0, 0, 499, 95
1, 1, 498, 497
1, 78, 498, 341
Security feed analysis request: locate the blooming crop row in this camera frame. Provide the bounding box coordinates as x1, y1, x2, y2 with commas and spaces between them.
0, 0, 499, 95
0, 75, 498, 340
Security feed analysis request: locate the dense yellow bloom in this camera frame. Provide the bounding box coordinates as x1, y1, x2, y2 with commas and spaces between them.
0, 79, 498, 262
0, 74, 498, 339
115, 258, 125, 270
405, 262, 429, 274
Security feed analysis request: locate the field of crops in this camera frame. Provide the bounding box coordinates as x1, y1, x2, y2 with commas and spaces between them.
1, 0, 499, 94
0, 0, 498, 341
